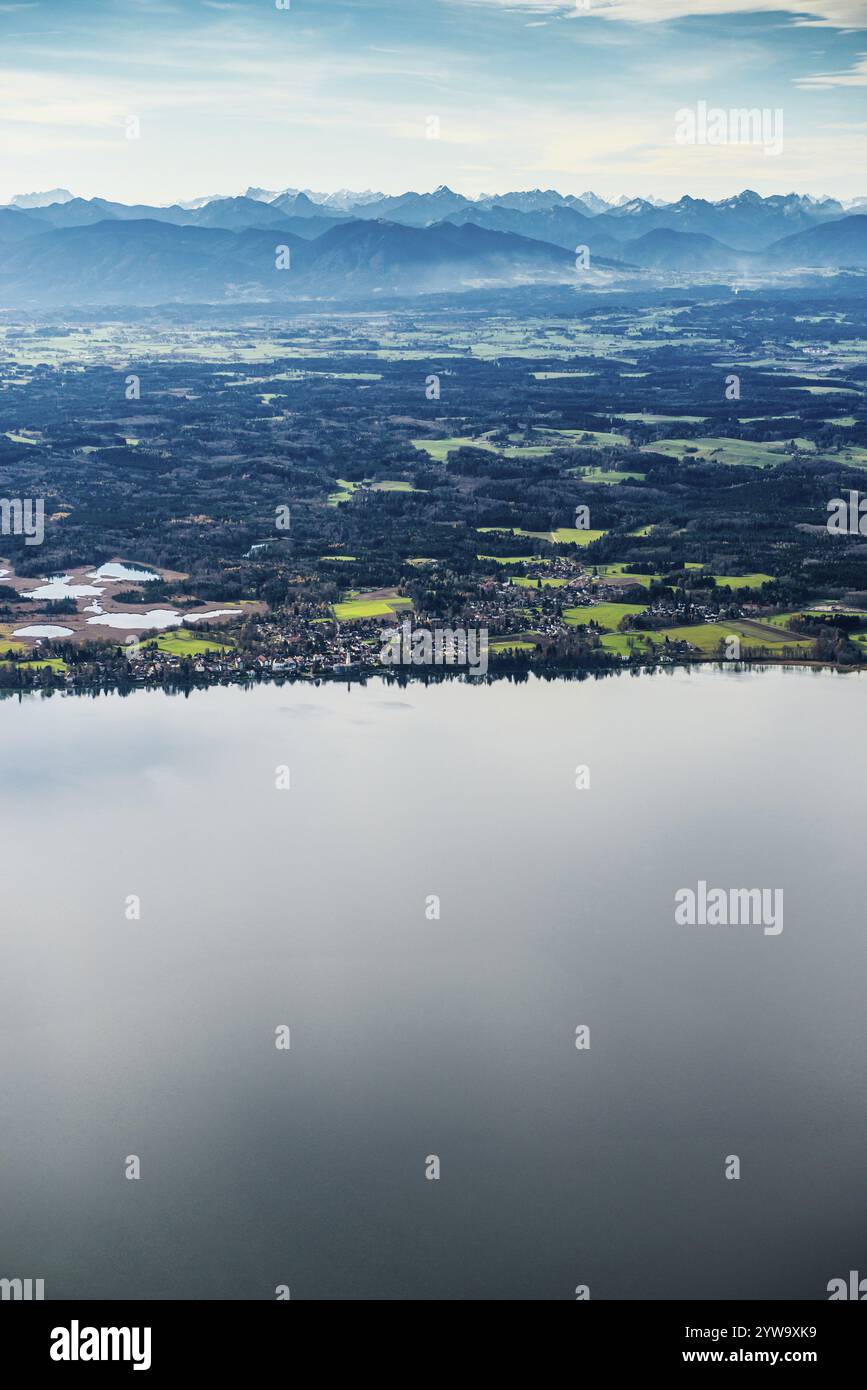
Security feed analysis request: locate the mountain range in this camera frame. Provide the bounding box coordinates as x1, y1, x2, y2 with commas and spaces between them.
0, 187, 865, 304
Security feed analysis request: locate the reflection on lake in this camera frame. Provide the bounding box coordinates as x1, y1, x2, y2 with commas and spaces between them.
0, 668, 864, 1300
87, 562, 159, 582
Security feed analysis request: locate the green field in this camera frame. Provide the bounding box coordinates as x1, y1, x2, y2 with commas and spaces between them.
711, 573, 774, 590
144, 628, 233, 656
333, 595, 413, 620
531, 371, 596, 380
478, 525, 605, 545
328, 477, 363, 506
655, 621, 812, 653
599, 632, 652, 656
489, 638, 537, 652
595, 564, 658, 588
551, 527, 606, 545
613, 413, 707, 425
412, 436, 495, 461
572, 467, 646, 484
412, 436, 551, 462
543, 428, 630, 448
825, 446, 867, 469
0, 625, 26, 654
642, 437, 787, 468
791, 385, 860, 396
563, 602, 648, 629
767, 608, 867, 631
0, 656, 67, 671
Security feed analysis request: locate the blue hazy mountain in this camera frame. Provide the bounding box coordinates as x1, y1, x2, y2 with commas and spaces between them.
765, 214, 867, 267
0, 216, 579, 303
0, 187, 865, 303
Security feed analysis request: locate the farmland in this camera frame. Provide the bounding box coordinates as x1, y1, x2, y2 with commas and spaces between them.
1, 283, 865, 689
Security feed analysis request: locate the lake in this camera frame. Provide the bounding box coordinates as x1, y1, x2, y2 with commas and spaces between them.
1, 667, 864, 1300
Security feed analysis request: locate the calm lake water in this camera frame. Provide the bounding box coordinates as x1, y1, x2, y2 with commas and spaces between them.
1, 667, 864, 1301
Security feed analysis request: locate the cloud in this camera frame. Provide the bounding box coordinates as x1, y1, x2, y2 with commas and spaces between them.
796, 52, 867, 86
0, 70, 127, 126
452, 0, 867, 29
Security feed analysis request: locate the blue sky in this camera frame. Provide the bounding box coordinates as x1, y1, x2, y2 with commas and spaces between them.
1, 0, 865, 204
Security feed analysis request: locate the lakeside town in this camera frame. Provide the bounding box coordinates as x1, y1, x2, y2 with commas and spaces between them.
1, 545, 857, 698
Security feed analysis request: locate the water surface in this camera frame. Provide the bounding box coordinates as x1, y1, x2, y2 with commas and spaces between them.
0, 668, 864, 1300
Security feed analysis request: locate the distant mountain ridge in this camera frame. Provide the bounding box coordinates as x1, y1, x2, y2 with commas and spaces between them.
3, 186, 857, 250
0, 187, 866, 304
9, 188, 75, 208
0, 216, 587, 304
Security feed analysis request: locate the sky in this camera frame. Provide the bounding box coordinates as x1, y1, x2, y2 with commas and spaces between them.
1, 0, 866, 206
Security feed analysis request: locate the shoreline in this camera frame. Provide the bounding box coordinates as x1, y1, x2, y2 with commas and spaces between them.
1, 650, 863, 702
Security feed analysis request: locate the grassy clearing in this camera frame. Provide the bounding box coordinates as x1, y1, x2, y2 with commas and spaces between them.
551, 527, 606, 545
613, 413, 707, 425
479, 525, 606, 546
0, 656, 67, 671
766, 608, 867, 631
571, 468, 645, 484
477, 554, 540, 565
489, 638, 537, 652
0, 625, 26, 654
412, 436, 491, 461
333, 595, 413, 621
599, 632, 652, 655
563, 602, 648, 629
711, 573, 773, 590
656, 621, 811, 653
531, 371, 596, 380
144, 628, 233, 657
791, 385, 860, 396
642, 437, 785, 468
328, 477, 363, 506
595, 564, 658, 588
411, 436, 552, 462
825, 446, 867, 469
543, 428, 630, 448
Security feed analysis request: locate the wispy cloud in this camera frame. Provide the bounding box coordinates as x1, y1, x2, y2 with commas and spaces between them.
451, 0, 867, 29
797, 51, 867, 85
